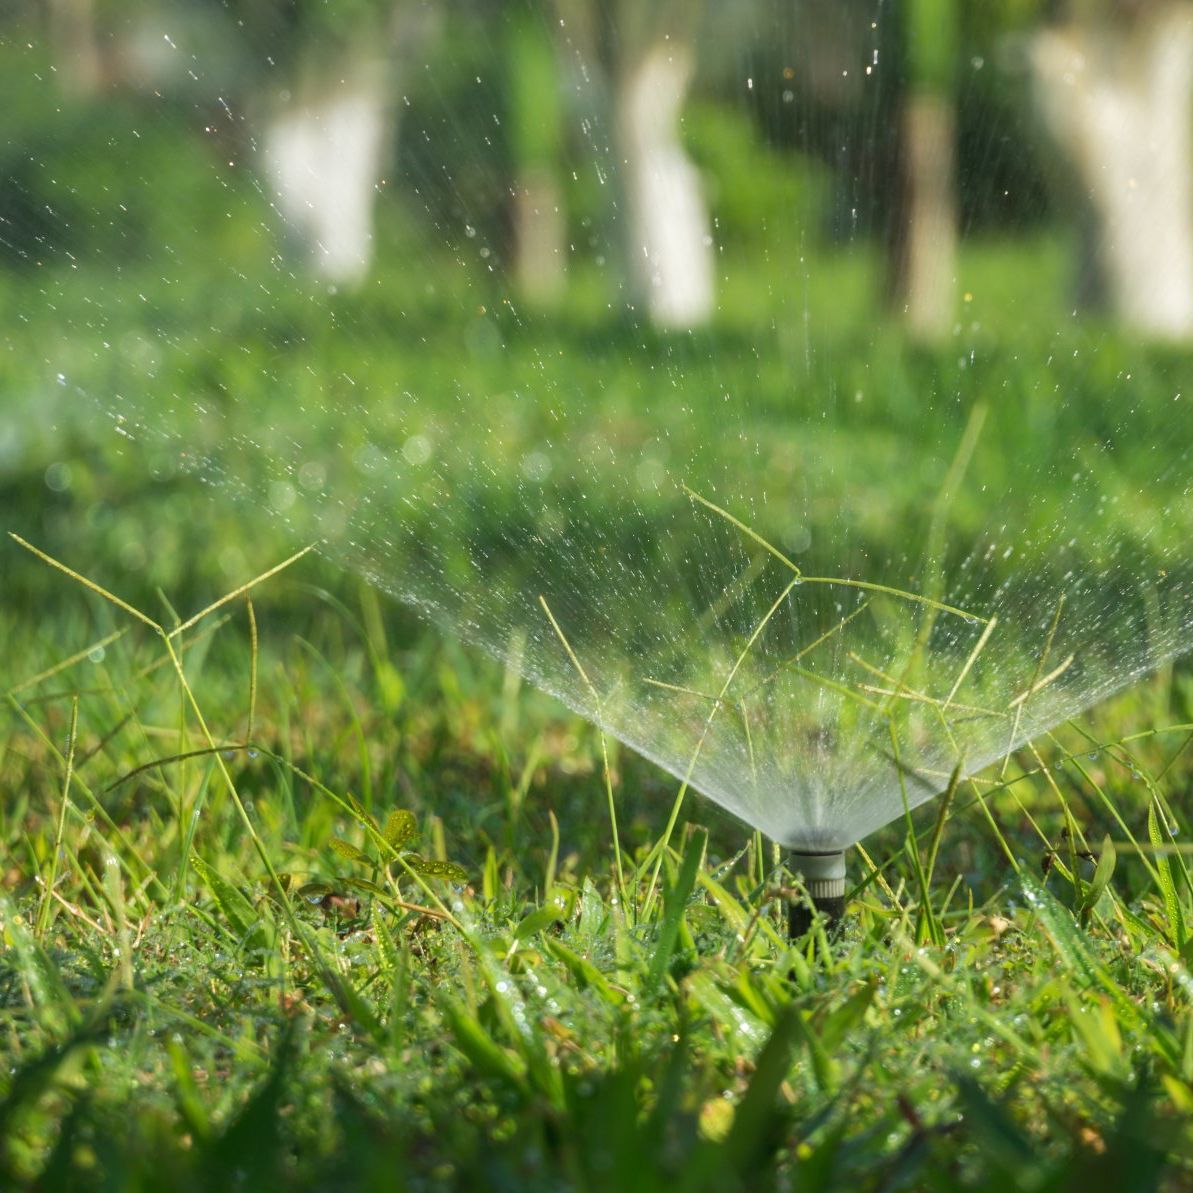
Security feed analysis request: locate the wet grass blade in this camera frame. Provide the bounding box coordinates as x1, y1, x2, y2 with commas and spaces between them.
1149, 798, 1187, 950
1021, 872, 1140, 1028
1079, 835, 1117, 926
717, 1005, 802, 1177
189, 853, 260, 943
646, 829, 705, 992
442, 1000, 530, 1093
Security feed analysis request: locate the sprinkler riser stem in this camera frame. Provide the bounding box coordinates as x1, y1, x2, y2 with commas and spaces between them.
788, 850, 846, 939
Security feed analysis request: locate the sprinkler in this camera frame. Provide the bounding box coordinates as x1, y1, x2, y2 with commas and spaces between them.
788, 850, 846, 938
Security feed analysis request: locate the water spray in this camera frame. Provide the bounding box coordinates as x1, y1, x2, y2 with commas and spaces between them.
788, 850, 847, 939
34, 0, 1191, 971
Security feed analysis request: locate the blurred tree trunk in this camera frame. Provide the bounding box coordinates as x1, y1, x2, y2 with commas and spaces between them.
46, 0, 103, 96
258, 4, 433, 287
507, 11, 567, 307
889, 0, 958, 340
1030, 2, 1193, 339
553, 0, 714, 328
260, 54, 392, 286
891, 95, 956, 338
615, 37, 713, 328
513, 168, 567, 304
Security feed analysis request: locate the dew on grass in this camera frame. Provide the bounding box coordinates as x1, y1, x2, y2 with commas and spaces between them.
15, 1, 1193, 863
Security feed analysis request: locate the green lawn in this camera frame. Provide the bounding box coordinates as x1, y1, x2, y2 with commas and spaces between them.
3, 126, 1193, 1185
3, 543, 1193, 1189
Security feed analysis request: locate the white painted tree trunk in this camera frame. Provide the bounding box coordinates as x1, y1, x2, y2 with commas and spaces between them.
616, 42, 714, 329
1030, 4, 1193, 339
892, 94, 957, 341
260, 58, 391, 287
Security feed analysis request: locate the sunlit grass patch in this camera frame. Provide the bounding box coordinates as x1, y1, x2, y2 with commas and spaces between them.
1, 546, 1193, 1187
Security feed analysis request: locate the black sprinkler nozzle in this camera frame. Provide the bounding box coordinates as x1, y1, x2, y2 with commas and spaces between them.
787, 850, 846, 938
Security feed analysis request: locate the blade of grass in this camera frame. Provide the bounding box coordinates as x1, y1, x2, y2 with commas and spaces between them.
943, 614, 999, 711
36, 696, 78, 938
684, 485, 990, 623
166, 543, 317, 639
1150, 798, 1187, 950
1007, 654, 1075, 709
742, 599, 872, 700
923, 763, 961, 891
245, 594, 258, 744
1000, 594, 1065, 778
6, 628, 130, 698
646, 829, 704, 993
540, 595, 625, 908
890, 722, 942, 946
641, 578, 800, 919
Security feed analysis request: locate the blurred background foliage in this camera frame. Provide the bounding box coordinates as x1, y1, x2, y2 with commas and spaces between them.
0, 1, 1180, 296
3, 9, 1193, 1182
2, 5, 1009, 255
1, 0, 1191, 616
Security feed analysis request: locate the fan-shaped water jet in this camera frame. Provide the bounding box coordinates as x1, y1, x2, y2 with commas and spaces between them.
10, 0, 1193, 925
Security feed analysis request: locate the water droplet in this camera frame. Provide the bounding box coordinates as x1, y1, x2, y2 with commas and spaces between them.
44, 462, 71, 492
403, 435, 432, 466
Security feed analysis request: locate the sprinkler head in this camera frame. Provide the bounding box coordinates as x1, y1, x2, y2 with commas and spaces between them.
788, 850, 846, 939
